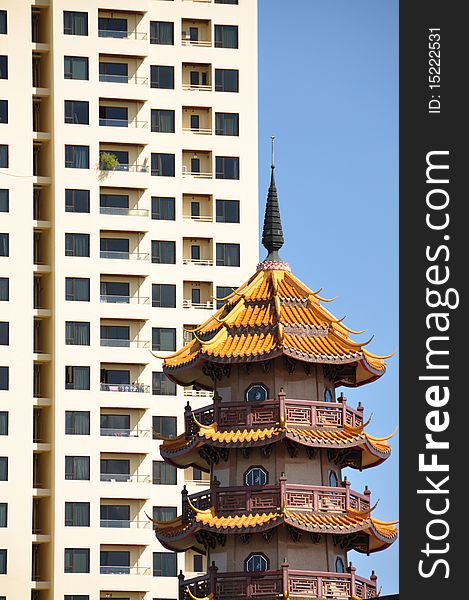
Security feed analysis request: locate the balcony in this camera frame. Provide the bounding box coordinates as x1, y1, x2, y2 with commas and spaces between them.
100, 383, 150, 393
100, 339, 150, 348
183, 299, 215, 310
100, 565, 150, 575
100, 473, 150, 483
184, 387, 214, 398
180, 564, 378, 600
100, 519, 151, 528
99, 30, 147, 40
99, 163, 149, 174
100, 206, 149, 216
100, 117, 148, 129
100, 250, 149, 260
100, 295, 150, 305
182, 63, 212, 91
181, 19, 211, 47
101, 427, 150, 438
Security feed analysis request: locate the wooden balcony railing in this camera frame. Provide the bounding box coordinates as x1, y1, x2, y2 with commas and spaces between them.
179, 563, 378, 600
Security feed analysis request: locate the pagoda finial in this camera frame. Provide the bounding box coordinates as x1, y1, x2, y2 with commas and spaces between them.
261, 136, 285, 262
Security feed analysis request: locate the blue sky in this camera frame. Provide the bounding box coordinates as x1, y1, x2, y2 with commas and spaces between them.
258, 0, 399, 593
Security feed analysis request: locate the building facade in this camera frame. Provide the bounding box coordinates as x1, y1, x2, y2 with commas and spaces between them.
0, 1, 258, 599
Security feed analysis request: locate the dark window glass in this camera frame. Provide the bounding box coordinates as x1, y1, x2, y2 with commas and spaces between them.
245, 467, 268, 486
99, 62, 128, 83
65, 233, 90, 257
216, 156, 239, 179
215, 112, 239, 136
0, 278, 8, 301
0, 233, 8, 256
0, 11, 6, 34
65, 366, 90, 390
153, 461, 177, 485
0, 367, 8, 391
64, 596, 90, 600
193, 554, 204, 572
65, 145, 89, 169
335, 557, 346, 573
63, 11, 88, 36
100, 459, 130, 482
64, 100, 89, 124
65, 411, 90, 435
151, 197, 175, 220
64, 548, 90, 573
100, 325, 129, 344
0, 100, 7, 124
153, 506, 177, 524
65, 189, 90, 213
100, 504, 130, 527
100, 194, 129, 210
99, 150, 129, 170
152, 284, 176, 308
0, 323, 8, 345
64, 56, 89, 80
150, 21, 174, 45
0, 503, 7, 527
191, 245, 200, 260
190, 114, 200, 130
0, 549, 6, 574
0, 412, 7, 436
152, 372, 176, 396
100, 281, 129, 303
150, 65, 174, 89
65, 456, 90, 480
151, 240, 176, 264
98, 17, 127, 38
101, 369, 130, 385
100, 237, 129, 259
152, 328, 176, 352
65, 502, 90, 526
100, 550, 130, 574
65, 278, 90, 302
100, 414, 130, 436
245, 554, 269, 572
216, 243, 240, 267
215, 68, 238, 92
216, 199, 239, 223
0, 56, 8, 79
151, 153, 175, 176
153, 552, 177, 576
0, 189, 7, 212
99, 105, 128, 127
0, 145, 8, 168
0, 457, 7, 480
215, 0, 238, 3
151, 109, 175, 133
153, 416, 177, 439
214, 25, 238, 48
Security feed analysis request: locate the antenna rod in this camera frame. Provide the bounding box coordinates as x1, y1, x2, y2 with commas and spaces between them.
271, 135, 275, 169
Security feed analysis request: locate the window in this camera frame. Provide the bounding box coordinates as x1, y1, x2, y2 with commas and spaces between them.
0, 457, 7, 480
151, 153, 175, 176
65, 366, 90, 390
215, 68, 238, 92
215, 112, 239, 136
100, 504, 130, 527
0, 367, 8, 391
193, 554, 204, 572
101, 414, 130, 436
65, 411, 90, 435
245, 553, 269, 573
328, 470, 339, 487
99, 105, 128, 127
65, 189, 90, 213
0, 549, 6, 574
215, 0, 239, 4
153, 416, 177, 439
65, 278, 90, 302
153, 506, 177, 524
152, 372, 177, 396
100, 193, 129, 211
324, 388, 334, 402
216, 156, 239, 179
100, 237, 129, 259
63, 11, 88, 35
99, 61, 128, 83
335, 557, 345, 573
99, 149, 128, 170
150, 21, 174, 45
0, 11, 6, 34
100, 459, 130, 482
0, 146, 8, 168
152, 328, 176, 352
101, 369, 130, 385
0, 323, 8, 346
64, 56, 89, 80
244, 466, 268, 486
65, 502, 90, 526
152, 240, 176, 264
216, 243, 240, 267
100, 325, 130, 347
153, 461, 177, 485
0, 100, 7, 124
64, 100, 89, 125
216, 286, 233, 309
65, 233, 90, 257
215, 25, 238, 48
65, 145, 89, 169
216, 199, 239, 223
100, 281, 129, 303
65, 456, 90, 480
0, 412, 7, 435
0, 56, 7, 79
153, 552, 177, 577
151, 109, 175, 133
0, 279, 8, 302
152, 284, 176, 308
65, 596, 89, 600
152, 197, 175, 220
0, 190, 7, 212
245, 384, 268, 402
100, 550, 130, 575
0, 503, 6, 527
64, 548, 90, 573
150, 65, 174, 89
0, 233, 8, 256
98, 17, 127, 38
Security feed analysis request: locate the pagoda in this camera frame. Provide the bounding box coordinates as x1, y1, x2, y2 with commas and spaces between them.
154, 149, 398, 600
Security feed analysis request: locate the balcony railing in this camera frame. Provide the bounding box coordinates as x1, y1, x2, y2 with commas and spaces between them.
182, 127, 212, 135
182, 168, 213, 178
100, 565, 151, 575
181, 38, 211, 47
99, 74, 148, 85
100, 339, 150, 348
183, 299, 214, 310
100, 519, 152, 528
182, 258, 214, 266
100, 295, 150, 305
98, 29, 148, 40
183, 214, 213, 222
99, 163, 149, 173
100, 382, 150, 393
181, 564, 378, 600
100, 251, 150, 260
99, 118, 148, 128
182, 82, 212, 91
100, 473, 151, 483
184, 388, 214, 398
100, 206, 149, 216
100, 428, 150, 438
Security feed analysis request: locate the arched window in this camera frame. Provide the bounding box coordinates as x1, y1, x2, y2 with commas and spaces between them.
245, 553, 269, 572
328, 470, 339, 487
324, 388, 334, 403
335, 557, 345, 573
244, 466, 268, 486
246, 384, 268, 402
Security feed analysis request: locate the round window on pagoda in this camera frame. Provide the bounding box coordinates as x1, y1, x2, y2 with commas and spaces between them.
245, 553, 269, 573
328, 470, 339, 487
245, 384, 268, 402
324, 388, 334, 402
335, 557, 345, 573
244, 466, 268, 486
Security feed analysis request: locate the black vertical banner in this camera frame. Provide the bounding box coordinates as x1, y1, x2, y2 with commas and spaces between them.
400, 2, 467, 599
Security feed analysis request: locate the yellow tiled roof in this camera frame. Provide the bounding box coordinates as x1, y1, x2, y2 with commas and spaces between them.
163, 267, 389, 388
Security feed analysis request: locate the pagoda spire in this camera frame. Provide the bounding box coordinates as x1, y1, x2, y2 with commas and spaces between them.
261, 136, 285, 262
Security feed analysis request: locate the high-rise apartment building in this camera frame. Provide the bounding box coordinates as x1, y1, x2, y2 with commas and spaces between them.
0, 1, 258, 598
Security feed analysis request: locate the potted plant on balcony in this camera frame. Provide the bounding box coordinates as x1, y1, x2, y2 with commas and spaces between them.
98, 152, 119, 180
